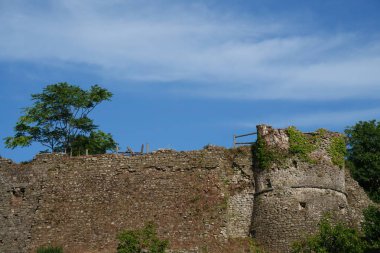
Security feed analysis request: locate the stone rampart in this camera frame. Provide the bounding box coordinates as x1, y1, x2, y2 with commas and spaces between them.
0, 125, 374, 253
251, 125, 366, 252
0, 147, 254, 253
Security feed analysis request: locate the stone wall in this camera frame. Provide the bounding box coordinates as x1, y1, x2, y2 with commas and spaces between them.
0, 159, 41, 252
251, 125, 371, 253
0, 147, 254, 253
0, 125, 374, 253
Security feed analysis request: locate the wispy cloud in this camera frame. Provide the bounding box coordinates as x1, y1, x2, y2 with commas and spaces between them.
1, 0, 379, 100
237, 107, 380, 130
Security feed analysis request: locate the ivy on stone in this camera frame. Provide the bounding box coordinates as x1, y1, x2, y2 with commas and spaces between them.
328, 136, 347, 168
117, 222, 168, 253
286, 126, 316, 163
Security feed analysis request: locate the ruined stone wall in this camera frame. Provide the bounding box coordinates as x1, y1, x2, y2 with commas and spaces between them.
0, 147, 254, 253
345, 171, 374, 229
252, 126, 352, 253
0, 125, 374, 253
0, 158, 42, 252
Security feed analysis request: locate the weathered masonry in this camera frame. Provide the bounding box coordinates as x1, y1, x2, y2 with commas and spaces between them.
0, 125, 373, 253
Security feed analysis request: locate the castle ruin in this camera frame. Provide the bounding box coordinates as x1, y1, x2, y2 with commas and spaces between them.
0, 125, 373, 253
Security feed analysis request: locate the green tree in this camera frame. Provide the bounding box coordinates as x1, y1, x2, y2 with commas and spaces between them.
4, 83, 113, 153
70, 130, 117, 155
117, 222, 168, 253
345, 120, 380, 202
362, 205, 380, 251
292, 216, 366, 253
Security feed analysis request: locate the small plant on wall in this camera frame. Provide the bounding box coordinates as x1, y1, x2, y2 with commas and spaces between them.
117, 222, 168, 253
36, 246, 63, 253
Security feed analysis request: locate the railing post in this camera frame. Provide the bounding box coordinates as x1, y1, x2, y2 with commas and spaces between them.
233, 134, 236, 148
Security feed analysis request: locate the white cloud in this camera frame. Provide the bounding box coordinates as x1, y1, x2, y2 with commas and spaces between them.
1, 1, 380, 100
238, 107, 380, 130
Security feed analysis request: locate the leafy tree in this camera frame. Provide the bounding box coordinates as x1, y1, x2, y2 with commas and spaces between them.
70, 130, 117, 155
345, 120, 380, 202
4, 83, 113, 153
362, 205, 380, 251
292, 216, 366, 253
117, 222, 168, 253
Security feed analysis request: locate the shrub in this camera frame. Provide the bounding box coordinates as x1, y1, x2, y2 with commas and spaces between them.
292, 216, 366, 253
345, 120, 380, 202
363, 205, 380, 251
36, 246, 63, 253
117, 222, 168, 253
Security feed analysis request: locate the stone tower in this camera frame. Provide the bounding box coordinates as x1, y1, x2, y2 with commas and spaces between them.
252, 125, 348, 252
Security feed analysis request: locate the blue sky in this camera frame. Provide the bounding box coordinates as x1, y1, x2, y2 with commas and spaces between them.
1, 0, 380, 162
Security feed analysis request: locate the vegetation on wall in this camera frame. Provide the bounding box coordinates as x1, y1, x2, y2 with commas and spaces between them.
117, 222, 168, 253
36, 246, 63, 253
254, 126, 347, 169
328, 136, 347, 168
253, 136, 279, 170
345, 120, 380, 203
287, 126, 316, 162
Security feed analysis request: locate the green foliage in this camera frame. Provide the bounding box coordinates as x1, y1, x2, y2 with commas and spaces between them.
287, 126, 316, 162
254, 127, 321, 169
291, 216, 366, 253
70, 130, 117, 155
36, 246, 63, 253
117, 222, 168, 253
292, 207, 380, 253
253, 136, 282, 169
254, 127, 347, 170
248, 238, 265, 253
316, 128, 328, 136
4, 83, 113, 153
362, 205, 380, 250
345, 120, 380, 202
328, 136, 347, 168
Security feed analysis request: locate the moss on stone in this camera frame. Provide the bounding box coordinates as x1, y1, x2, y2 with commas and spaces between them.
286, 126, 316, 162
253, 137, 274, 169
316, 128, 328, 136
254, 126, 346, 169
328, 136, 347, 168
253, 136, 287, 170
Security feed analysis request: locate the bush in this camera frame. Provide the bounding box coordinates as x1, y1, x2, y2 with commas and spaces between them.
363, 205, 380, 251
36, 246, 63, 253
292, 216, 366, 253
345, 120, 380, 202
117, 222, 168, 253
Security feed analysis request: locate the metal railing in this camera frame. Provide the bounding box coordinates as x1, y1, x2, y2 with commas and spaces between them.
233, 132, 257, 148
